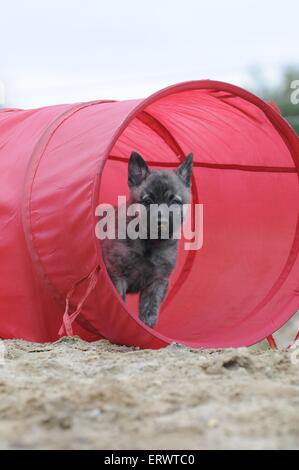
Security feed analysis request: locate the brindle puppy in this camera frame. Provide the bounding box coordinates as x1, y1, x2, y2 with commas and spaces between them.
102, 151, 193, 328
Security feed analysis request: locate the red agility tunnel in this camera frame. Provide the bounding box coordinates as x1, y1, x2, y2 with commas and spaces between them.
1, 80, 299, 348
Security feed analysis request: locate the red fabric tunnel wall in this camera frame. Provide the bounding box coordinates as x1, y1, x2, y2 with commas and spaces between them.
1, 80, 299, 348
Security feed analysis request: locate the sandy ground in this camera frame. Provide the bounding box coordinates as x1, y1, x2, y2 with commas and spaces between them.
0, 332, 299, 450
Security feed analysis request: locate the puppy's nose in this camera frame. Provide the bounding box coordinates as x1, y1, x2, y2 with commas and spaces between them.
158, 218, 168, 229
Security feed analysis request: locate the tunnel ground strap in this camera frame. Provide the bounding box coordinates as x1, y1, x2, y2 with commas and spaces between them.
59, 265, 101, 337
268, 331, 299, 350
267, 335, 278, 349
289, 329, 299, 348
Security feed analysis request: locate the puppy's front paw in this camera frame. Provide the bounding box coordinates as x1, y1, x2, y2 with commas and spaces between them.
139, 308, 158, 328
142, 314, 157, 328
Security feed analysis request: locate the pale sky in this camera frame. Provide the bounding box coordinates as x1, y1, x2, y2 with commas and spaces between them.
0, 0, 298, 108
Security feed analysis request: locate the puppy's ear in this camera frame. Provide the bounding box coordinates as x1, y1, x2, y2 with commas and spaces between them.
175, 153, 193, 187
128, 152, 150, 187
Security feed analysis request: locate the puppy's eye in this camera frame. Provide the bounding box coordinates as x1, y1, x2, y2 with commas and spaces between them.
142, 197, 153, 206
170, 195, 182, 205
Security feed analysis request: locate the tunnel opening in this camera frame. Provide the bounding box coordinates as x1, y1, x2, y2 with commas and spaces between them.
97, 85, 299, 347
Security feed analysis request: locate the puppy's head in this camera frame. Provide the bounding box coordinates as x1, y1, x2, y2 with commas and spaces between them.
128, 151, 193, 239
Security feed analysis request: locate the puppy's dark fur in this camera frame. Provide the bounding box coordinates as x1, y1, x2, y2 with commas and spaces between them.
102, 152, 193, 328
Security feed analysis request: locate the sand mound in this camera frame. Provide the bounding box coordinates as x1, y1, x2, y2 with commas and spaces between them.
0, 337, 298, 449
